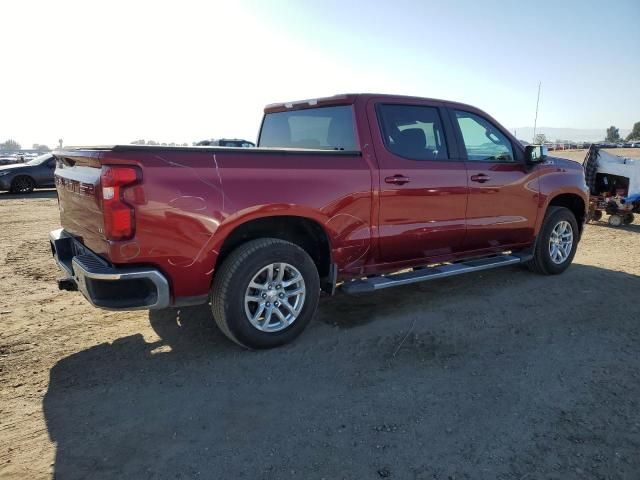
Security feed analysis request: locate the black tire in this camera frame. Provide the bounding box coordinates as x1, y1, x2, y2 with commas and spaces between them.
527, 206, 579, 275
590, 209, 603, 222
623, 213, 634, 225
583, 145, 599, 195
10, 176, 35, 194
211, 238, 320, 349
608, 215, 623, 227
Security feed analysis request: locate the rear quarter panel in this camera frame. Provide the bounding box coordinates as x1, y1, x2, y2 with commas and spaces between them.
213, 151, 374, 271
97, 149, 227, 299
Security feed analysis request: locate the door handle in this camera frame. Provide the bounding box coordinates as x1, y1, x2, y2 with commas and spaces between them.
385, 175, 411, 185
470, 174, 490, 183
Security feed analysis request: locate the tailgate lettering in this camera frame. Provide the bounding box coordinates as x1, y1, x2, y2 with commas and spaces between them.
56, 176, 95, 196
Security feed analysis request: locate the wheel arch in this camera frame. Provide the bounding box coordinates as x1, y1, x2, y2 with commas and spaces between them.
212, 214, 333, 291
541, 192, 587, 236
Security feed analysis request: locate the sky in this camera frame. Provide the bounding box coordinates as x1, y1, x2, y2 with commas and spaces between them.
1, 0, 639, 147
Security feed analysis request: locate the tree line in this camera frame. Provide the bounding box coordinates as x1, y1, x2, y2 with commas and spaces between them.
0, 139, 51, 152
534, 121, 640, 145
606, 122, 640, 143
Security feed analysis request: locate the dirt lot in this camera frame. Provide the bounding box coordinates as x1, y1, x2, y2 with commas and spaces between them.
1, 150, 639, 479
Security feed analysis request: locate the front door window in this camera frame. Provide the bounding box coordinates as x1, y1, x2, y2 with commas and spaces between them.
454, 111, 514, 162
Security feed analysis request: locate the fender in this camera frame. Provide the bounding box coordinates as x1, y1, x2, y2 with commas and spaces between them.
535, 169, 589, 236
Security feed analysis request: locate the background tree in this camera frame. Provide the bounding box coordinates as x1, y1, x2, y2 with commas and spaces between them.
626, 122, 640, 141
605, 126, 620, 142
534, 133, 547, 144
0, 139, 21, 151
32, 144, 51, 153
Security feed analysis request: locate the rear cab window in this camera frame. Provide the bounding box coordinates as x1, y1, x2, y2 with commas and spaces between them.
258, 106, 357, 151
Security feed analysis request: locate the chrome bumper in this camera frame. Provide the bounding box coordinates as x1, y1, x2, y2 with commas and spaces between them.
49, 228, 170, 310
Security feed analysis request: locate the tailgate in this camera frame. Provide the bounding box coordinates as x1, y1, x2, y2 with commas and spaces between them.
54, 150, 107, 255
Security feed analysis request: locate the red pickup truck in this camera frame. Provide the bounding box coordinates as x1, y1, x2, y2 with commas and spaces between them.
50, 94, 588, 348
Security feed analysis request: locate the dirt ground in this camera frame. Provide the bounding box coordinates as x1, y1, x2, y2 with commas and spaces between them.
1, 150, 639, 479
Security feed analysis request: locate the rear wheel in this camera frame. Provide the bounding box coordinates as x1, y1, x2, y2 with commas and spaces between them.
623, 213, 634, 225
211, 238, 320, 349
527, 206, 579, 275
10, 176, 35, 194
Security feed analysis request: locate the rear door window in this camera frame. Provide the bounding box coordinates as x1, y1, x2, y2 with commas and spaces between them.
376, 104, 449, 160
259, 106, 357, 150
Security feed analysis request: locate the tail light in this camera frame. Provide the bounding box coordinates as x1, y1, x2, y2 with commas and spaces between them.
100, 165, 141, 240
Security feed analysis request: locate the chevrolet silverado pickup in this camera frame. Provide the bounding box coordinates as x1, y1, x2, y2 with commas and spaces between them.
50, 94, 589, 349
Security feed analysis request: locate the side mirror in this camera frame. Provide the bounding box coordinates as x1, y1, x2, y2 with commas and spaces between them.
525, 145, 547, 164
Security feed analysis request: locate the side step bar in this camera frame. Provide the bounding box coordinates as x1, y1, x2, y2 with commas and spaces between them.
341, 253, 532, 294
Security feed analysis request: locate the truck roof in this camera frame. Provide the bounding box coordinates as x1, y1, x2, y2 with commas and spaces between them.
263, 93, 481, 114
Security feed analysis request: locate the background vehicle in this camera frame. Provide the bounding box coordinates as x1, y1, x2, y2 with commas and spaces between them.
195, 138, 255, 147
50, 94, 588, 349
0, 153, 56, 193
584, 145, 640, 226
0, 156, 18, 165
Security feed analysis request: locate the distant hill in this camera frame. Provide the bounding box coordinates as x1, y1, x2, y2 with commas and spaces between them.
511, 127, 631, 143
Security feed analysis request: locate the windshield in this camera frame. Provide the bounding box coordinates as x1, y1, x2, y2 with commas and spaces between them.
26, 154, 53, 166
259, 106, 357, 150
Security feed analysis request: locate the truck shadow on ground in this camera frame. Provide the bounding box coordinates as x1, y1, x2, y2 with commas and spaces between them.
43, 264, 640, 479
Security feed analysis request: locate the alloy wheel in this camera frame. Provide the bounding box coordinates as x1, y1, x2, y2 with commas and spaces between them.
548, 220, 573, 264
244, 262, 306, 332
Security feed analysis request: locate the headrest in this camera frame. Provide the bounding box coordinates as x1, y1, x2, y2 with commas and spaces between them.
397, 129, 426, 154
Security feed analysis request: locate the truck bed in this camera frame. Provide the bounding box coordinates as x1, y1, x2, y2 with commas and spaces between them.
53, 144, 372, 301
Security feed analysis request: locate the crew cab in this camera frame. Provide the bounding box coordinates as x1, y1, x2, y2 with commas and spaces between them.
50, 94, 589, 349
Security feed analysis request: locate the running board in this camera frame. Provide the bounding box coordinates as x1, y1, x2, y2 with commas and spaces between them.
341, 253, 532, 294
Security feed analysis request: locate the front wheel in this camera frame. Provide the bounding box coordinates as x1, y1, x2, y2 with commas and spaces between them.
527, 206, 579, 275
211, 238, 320, 349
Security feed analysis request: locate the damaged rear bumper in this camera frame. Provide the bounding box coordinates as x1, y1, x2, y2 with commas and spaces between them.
49, 228, 170, 310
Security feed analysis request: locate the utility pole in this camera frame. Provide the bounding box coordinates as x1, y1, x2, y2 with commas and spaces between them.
532, 82, 541, 143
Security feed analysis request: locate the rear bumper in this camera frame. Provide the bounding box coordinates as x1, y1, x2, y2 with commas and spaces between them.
49, 228, 170, 310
